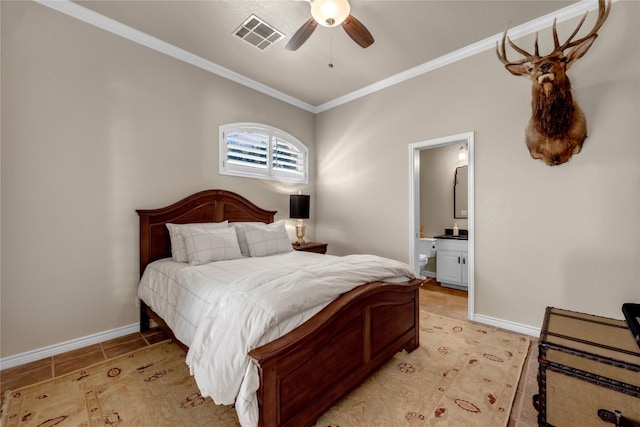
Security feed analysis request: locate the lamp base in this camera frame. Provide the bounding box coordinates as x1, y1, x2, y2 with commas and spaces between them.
295, 219, 306, 244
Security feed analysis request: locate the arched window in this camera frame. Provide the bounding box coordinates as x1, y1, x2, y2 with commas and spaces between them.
219, 123, 308, 183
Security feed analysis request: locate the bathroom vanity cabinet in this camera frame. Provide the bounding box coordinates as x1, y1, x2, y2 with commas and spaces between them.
436, 238, 468, 290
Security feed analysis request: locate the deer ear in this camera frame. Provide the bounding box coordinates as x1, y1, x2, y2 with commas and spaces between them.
505, 63, 531, 77
565, 35, 598, 70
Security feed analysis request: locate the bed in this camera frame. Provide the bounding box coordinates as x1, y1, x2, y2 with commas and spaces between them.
136, 189, 422, 427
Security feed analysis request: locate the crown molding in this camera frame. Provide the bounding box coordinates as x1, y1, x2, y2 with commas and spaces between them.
315, 0, 606, 112
35, 0, 316, 113
36, 0, 605, 114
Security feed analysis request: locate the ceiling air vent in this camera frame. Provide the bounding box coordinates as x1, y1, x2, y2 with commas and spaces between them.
234, 15, 284, 51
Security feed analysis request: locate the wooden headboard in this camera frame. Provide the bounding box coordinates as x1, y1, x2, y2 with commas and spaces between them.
136, 189, 276, 276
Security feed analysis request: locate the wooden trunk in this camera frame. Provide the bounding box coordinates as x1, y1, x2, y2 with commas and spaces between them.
535, 307, 640, 427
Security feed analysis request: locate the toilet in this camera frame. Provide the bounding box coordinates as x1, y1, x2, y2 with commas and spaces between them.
418, 237, 437, 278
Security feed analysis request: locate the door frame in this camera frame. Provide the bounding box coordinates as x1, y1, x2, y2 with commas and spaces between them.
408, 132, 475, 320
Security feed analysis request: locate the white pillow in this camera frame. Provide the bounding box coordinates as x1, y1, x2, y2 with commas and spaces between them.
166, 221, 228, 262
231, 221, 271, 257
181, 226, 243, 266
243, 221, 293, 257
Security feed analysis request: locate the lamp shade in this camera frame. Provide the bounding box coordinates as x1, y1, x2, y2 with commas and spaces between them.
290, 194, 310, 219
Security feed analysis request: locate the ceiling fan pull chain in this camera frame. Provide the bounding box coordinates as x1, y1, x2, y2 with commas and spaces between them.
328, 27, 334, 68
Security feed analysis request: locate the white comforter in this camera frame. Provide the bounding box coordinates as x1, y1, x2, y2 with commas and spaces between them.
138, 252, 324, 346
184, 253, 415, 427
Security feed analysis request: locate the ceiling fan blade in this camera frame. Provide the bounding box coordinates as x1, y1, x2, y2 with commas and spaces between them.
285, 18, 318, 51
341, 15, 374, 48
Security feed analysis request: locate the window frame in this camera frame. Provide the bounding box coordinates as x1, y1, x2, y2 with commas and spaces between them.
219, 123, 308, 184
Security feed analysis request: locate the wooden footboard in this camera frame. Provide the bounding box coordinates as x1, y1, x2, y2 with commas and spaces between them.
141, 279, 421, 427
248, 278, 421, 427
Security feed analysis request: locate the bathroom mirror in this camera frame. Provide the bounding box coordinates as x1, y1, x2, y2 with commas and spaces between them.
454, 165, 468, 219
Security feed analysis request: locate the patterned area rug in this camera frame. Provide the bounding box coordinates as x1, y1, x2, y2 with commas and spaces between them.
1, 312, 529, 427
1, 340, 239, 427
317, 311, 530, 426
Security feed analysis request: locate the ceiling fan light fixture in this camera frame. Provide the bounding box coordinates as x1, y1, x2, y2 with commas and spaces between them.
311, 0, 350, 27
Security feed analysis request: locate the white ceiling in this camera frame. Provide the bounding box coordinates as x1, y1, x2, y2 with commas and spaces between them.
69, 0, 580, 110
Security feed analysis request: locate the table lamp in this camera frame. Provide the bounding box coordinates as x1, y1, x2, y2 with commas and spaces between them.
290, 194, 310, 244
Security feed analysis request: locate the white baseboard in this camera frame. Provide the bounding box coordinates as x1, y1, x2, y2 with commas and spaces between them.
472, 313, 541, 338
0, 323, 140, 370
1, 315, 538, 370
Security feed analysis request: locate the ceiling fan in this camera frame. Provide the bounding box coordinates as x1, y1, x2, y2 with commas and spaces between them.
285, 0, 374, 51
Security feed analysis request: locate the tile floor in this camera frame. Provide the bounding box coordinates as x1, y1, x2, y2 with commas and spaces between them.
0, 327, 170, 398
1, 280, 540, 426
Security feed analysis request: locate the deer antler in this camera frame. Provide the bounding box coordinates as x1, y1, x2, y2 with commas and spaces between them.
496, 0, 611, 66
496, 26, 539, 66
554, 0, 611, 53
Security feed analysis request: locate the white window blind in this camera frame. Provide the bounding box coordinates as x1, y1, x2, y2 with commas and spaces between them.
220, 123, 308, 183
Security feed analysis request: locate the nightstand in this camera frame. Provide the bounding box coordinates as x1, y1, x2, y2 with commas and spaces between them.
292, 242, 328, 254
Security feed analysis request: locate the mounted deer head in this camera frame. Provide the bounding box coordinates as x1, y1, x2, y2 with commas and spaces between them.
496, 0, 611, 166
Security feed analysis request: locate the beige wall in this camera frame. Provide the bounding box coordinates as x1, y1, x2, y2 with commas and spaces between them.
316, 1, 639, 327
2, 1, 639, 360
1, 2, 315, 358
420, 144, 469, 238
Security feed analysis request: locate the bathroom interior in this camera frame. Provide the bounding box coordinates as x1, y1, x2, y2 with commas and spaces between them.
418, 142, 469, 291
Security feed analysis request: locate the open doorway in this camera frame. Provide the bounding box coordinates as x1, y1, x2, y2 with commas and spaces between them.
408, 132, 475, 320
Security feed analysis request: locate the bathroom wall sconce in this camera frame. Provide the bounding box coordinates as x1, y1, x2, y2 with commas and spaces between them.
458, 145, 467, 161
290, 194, 310, 244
